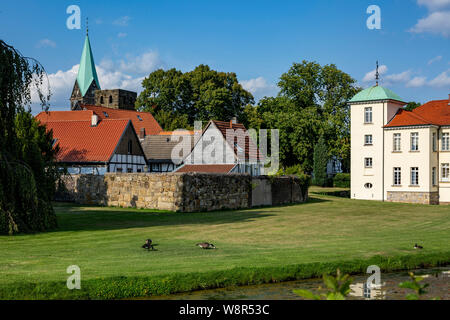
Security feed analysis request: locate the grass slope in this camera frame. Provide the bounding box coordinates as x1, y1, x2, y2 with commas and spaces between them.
0, 193, 449, 299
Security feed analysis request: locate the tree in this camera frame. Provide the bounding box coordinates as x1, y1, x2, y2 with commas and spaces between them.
0, 40, 58, 234
313, 136, 329, 186
136, 65, 254, 129
404, 101, 421, 112
245, 61, 359, 172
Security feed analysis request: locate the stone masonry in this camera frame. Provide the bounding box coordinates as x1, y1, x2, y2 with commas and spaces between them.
56, 173, 307, 212
387, 191, 439, 205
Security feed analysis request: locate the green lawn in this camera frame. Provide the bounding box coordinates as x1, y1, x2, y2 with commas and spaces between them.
0, 192, 449, 298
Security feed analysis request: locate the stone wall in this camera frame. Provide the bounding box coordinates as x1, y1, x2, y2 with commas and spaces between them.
251, 176, 308, 207
56, 173, 307, 212
387, 191, 439, 205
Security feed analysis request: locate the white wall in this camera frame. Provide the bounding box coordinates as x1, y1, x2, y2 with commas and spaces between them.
350, 100, 403, 201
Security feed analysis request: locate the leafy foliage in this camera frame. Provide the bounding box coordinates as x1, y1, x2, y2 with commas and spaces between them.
399, 272, 430, 300
136, 65, 254, 130
333, 173, 350, 188
244, 61, 360, 172
293, 269, 353, 300
0, 40, 58, 234
404, 101, 421, 112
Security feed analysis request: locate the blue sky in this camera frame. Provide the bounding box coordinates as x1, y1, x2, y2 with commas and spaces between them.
1, 0, 449, 114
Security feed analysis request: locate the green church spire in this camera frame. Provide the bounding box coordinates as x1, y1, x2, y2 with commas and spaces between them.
76, 34, 100, 97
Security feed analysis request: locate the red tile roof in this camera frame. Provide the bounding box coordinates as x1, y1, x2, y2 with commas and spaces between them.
385, 99, 450, 128
210, 120, 263, 162
81, 105, 163, 135
43, 119, 130, 163
176, 164, 236, 173
36, 110, 95, 122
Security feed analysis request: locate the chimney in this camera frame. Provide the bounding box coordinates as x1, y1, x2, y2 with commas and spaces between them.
448, 94, 450, 105
230, 116, 237, 128
91, 114, 98, 127
139, 128, 146, 139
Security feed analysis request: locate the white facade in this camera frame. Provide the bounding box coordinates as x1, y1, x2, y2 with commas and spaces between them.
350, 90, 450, 204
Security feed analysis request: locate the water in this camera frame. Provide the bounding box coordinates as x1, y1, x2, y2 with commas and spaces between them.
145, 267, 449, 300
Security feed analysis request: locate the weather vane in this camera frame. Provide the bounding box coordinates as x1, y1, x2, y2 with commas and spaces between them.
86, 17, 89, 36
375, 61, 379, 86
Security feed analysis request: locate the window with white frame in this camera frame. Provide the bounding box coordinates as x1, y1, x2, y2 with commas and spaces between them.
411, 132, 419, 151
411, 167, 419, 186
364, 107, 373, 123
433, 132, 437, 152
432, 167, 437, 186
364, 135, 373, 145
442, 133, 450, 151
393, 133, 401, 152
365, 158, 373, 168
393, 167, 401, 186
442, 163, 449, 182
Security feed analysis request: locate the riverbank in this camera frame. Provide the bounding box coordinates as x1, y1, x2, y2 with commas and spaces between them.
1, 193, 449, 299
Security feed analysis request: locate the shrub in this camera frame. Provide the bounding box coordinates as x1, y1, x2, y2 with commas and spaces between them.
333, 173, 350, 188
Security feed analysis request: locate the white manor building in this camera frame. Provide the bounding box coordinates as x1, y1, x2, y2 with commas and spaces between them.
349, 85, 450, 205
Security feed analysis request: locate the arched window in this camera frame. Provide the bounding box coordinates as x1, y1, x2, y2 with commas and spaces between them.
364, 183, 373, 189
109, 95, 113, 104
100, 96, 104, 104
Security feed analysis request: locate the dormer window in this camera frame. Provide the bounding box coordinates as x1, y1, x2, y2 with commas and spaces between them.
103, 111, 109, 117
364, 107, 373, 123
137, 115, 143, 121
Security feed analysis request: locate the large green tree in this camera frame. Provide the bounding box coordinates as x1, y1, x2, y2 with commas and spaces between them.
244, 61, 359, 172
0, 40, 58, 234
136, 65, 254, 129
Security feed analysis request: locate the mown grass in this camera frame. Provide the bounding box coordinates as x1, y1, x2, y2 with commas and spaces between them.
0, 192, 449, 299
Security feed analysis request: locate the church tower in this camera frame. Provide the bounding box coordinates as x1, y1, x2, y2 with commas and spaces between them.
70, 26, 101, 110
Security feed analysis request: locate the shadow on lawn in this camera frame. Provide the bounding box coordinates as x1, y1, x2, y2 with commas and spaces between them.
52, 197, 329, 233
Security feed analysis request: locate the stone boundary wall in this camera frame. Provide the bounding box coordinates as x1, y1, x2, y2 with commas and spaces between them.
56, 173, 307, 212
251, 176, 308, 207
387, 191, 439, 205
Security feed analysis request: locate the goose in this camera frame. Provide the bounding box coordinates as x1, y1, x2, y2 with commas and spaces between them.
142, 239, 154, 251
197, 242, 216, 249
414, 243, 423, 250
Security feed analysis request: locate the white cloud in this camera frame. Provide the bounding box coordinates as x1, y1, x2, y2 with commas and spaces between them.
113, 16, 131, 26
428, 70, 450, 87
410, 11, 450, 37
406, 76, 428, 87
417, 0, 450, 11
117, 32, 127, 38
241, 77, 277, 100
428, 55, 443, 64
362, 65, 388, 82
36, 39, 56, 48
385, 70, 413, 83
118, 51, 164, 74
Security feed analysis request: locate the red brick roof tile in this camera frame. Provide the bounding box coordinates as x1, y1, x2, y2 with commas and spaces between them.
81, 105, 163, 135
43, 119, 130, 163
385, 99, 450, 128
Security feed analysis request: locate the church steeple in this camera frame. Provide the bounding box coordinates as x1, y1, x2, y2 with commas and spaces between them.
70, 23, 101, 110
